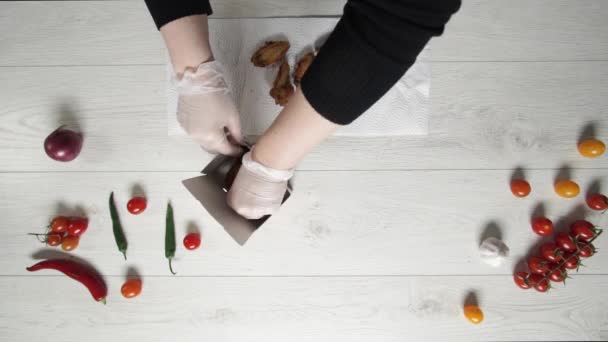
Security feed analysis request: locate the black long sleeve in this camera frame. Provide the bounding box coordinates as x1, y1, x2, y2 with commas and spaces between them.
144, 0, 460, 125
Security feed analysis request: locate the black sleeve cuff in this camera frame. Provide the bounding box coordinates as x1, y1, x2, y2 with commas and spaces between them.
144, 0, 213, 30
300, 1, 459, 125
300, 18, 416, 125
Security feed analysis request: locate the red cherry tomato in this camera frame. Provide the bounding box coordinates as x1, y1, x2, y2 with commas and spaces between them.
50, 216, 69, 233
577, 243, 595, 258
514, 272, 531, 289
555, 232, 576, 252
183, 233, 201, 250
528, 256, 550, 274
548, 268, 566, 282
570, 220, 596, 242
563, 253, 579, 270
121, 278, 142, 298
527, 274, 549, 292
531, 217, 553, 236
127, 197, 147, 215
554, 180, 580, 198
540, 243, 564, 262
510, 179, 531, 198
578, 138, 605, 158
67, 217, 88, 236
46, 233, 62, 247
586, 193, 608, 211
61, 235, 79, 251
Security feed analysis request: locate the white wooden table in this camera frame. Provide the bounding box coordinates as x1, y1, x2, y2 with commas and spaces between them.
1, 1, 607, 341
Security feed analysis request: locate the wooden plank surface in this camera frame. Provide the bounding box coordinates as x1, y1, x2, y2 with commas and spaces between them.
1, 63, 606, 172
2, 1, 608, 66
0, 275, 605, 341
2, 1, 608, 340
2, 170, 606, 276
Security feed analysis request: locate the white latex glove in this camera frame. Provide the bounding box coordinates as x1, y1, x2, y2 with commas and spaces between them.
227, 151, 294, 219
174, 61, 244, 155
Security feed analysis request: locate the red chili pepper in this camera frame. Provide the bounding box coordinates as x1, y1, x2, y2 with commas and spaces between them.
26, 259, 107, 303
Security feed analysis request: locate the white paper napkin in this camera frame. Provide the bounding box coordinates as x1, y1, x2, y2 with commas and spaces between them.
167, 18, 430, 137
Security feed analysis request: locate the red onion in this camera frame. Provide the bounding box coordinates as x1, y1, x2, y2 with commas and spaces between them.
44, 126, 83, 162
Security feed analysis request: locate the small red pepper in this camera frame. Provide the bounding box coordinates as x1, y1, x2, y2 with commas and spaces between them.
26, 259, 107, 303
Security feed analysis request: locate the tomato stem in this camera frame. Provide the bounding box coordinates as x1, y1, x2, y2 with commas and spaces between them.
27, 232, 60, 243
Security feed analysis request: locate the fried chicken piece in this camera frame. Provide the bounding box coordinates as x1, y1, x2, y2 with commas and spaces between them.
293, 52, 315, 84
269, 59, 294, 106
251, 41, 290, 67
270, 86, 294, 106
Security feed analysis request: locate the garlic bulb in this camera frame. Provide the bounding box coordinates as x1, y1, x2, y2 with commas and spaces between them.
479, 237, 509, 267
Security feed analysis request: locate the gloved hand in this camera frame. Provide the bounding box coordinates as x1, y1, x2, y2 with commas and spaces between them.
174, 61, 244, 155
227, 150, 294, 219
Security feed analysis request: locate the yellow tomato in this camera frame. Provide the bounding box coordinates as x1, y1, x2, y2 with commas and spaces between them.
554, 180, 580, 198
578, 139, 605, 158
61, 235, 79, 251
464, 305, 484, 324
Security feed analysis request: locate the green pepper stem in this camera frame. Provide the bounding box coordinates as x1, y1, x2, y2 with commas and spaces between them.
122, 251, 127, 261
168, 258, 176, 275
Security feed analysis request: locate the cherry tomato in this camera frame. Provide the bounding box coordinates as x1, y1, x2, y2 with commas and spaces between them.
586, 193, 608, 211
528, 256, 550, 274
127, 197, 147, 215
526, 273, 550, 292
183, 233, 201, 250
546, 265, 564, 282
555, 232, 577, 252
514, 272, 531, 289
554, 180, 580, 198
531, 217, 553, 236
563, 253, 579, 270
510, 179, 531, 198
527, 273, 543, 285
532, 277, 550, 293
61, 235, 79, 251
463, 305, 484, 324
570, 220, 596, 242
50, 216, 69, 233
578, 138, 605, 158
46, 233, 62, 247
540, 243, 564, 262
577, 243, 595, 258
67, 217, 88, 236
121, 278, 142, 298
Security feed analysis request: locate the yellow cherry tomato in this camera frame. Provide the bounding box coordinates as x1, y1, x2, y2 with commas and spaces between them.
554, 180, 580, 198
578, 139, 605, 158
464, 305, 484, 324
61, 235, 79, 251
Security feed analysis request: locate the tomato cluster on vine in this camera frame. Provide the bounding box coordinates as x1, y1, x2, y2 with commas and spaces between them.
514, 219, 602, 292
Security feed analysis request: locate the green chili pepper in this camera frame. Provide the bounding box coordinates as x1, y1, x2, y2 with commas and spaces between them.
109, 192, 127, 260
165, 202, 177, 275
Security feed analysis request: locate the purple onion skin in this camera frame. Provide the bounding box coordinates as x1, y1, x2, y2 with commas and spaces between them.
44, 126, 83, 162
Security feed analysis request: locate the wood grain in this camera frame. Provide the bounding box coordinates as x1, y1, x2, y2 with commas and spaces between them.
0, 63, 606, 172
1, 1, 608, 66
0, 275, 605, 341
2, 170, 606, 276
